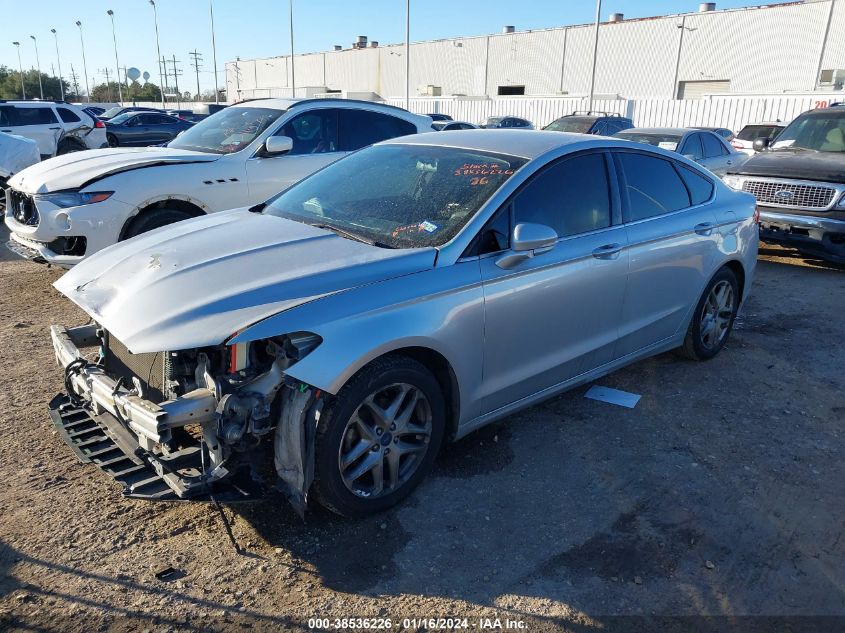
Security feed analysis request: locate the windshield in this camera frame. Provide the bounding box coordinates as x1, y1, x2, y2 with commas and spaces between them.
771, 111, 845, 152
100, 107, 125, 118
168, 106, 283, 154
737, 125, 783, 141
264, 144, 527, 249
543, 117, 594, 133
109, 113, 132, 125
616, 132, 683, 151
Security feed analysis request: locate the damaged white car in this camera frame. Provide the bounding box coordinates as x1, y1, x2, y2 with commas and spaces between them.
49, 131, 758, 516
5, 98, 430, 267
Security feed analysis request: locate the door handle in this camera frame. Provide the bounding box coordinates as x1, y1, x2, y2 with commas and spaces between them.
1, 129, 11, 133
49, 126, 61, 130
592, 243, 623, 259
694, 222, 714, 235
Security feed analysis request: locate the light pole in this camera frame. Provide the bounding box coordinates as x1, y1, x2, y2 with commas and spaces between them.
149, 1, 166, 107
289, 0, 295, 98
12, 42, 25, 99
106, 10, 124, 103
405, 0, 410, 110
50, 29, 64, 100
29, 35, 44, 99
209, 0, 219, 103
75, 21, 90, 102
587, 0, 602, 112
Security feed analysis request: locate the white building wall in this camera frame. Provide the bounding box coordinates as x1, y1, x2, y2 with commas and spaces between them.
227, 1, 845, 101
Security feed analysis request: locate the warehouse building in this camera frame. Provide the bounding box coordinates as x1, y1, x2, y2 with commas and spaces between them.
225, 0, 845, 101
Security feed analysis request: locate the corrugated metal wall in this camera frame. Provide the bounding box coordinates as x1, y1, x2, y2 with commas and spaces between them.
227, 1, 845, 100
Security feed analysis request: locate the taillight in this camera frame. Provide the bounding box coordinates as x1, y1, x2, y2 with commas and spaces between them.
731, 140, 742, 149
95, 120, 105, 128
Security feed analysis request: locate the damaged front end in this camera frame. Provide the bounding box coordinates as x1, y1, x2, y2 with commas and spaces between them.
50, 323, 325, 511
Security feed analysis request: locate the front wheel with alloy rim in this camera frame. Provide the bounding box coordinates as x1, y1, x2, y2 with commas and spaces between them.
313, 356, 446, 516
681, 266, 740, 361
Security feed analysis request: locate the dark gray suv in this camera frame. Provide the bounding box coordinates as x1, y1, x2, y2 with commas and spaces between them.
544, 111, 634, 136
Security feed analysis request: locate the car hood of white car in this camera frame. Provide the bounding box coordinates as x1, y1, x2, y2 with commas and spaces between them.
54, 208, 437, 354
9, 147, 221, 194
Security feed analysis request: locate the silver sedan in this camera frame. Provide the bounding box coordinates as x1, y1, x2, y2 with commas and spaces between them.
50, 130, 758, 516
615, 127, 749, 176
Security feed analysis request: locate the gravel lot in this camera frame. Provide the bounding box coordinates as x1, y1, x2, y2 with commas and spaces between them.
0, 223, 843, 632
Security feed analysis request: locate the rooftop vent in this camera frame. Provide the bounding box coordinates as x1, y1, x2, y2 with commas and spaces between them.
502, 25, 515, 33
356, 35, 368, 49
370, 41, 379, 48
608, 13, 624, 22
699, 2, 716, 11
333, 45, 342, 51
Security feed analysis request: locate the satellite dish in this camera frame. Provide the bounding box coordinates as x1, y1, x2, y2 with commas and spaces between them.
142, 71, 150, 83
127, 67, 141, 81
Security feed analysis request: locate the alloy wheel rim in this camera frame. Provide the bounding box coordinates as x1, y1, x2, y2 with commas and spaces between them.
699, 280, 734, 350
338, 382, 432, 499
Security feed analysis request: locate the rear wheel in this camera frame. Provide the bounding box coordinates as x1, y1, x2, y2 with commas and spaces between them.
107, 134, 119, 147
313, 356, 446, 516
681, 267, 739, 361
122, 208, 194, 239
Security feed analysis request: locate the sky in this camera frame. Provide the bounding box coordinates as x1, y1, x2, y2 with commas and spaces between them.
4, 0, 792, 95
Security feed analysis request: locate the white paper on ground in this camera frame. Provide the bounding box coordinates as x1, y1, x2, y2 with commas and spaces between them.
584, 385, 641, 409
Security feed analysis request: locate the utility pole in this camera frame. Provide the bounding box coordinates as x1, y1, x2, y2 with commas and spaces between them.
99, 67, 113, 102
587, 0, 602, 112
160, 56, 170, 104
289, 0, 295, 97
189, 49, 203, 101
405, 0, 410, 110
149, 0, 166, 108
167, 55, 183, 109
209, 0, 219, 103
51, 29, 64, 101
12, 42, 25, 100
70, 66, 81, 98
75, 21, 90, 102
30, 35, 44, 99
106, 10, 124, 103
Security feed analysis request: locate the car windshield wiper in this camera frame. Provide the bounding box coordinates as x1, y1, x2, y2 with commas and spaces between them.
310, 223, 395, 249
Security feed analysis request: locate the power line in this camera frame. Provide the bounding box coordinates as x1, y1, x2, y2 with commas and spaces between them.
189, 49, 203, 99
69, 65, 81, 97
167, 55, 184, 107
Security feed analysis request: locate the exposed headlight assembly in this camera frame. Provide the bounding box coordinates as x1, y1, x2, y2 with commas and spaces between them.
722, 175, 744, 190
35, 191, 114, 208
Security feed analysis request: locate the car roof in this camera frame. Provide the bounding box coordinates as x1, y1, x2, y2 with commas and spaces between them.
381, 129, 602, 159
741, 121, 785, 127
618, 127, 696, 135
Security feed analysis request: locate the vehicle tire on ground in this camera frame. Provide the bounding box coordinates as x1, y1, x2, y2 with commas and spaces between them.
312, 355, 446, 516
0, 177, 7, 213
56, 138, 87, 155
681, 266, 740, 361
122, 208, 195, 239
107, 134, 119, 148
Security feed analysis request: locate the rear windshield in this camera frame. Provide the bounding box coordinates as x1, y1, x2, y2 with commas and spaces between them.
615, 132, 683, 151
543, 117, 594, 133
737, 125, 783, 141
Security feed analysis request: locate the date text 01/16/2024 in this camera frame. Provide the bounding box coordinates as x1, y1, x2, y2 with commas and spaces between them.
307, 617, 528, 630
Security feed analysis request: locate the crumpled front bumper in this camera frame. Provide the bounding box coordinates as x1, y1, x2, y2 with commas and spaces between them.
50, 324, 260, 500
758, 209, 845, 262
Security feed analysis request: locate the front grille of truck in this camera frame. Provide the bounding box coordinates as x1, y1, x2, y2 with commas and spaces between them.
104, 333, 171, 404
742, 179, 838, 210
9, 189, 39, 226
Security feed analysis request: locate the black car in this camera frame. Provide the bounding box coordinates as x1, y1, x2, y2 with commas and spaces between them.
82, 106, 106, 118
481, 116, 533, 129
105, 111, 193, 147
98, 106, 163, 121
427, 113, 453, 122
165, 109, 209, 123
544, 111, 633, 135
723, 105, 845, 263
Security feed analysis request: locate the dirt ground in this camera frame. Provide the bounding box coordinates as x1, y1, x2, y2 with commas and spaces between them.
0, 226, 843, 632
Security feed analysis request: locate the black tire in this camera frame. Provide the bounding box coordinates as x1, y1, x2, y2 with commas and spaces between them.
107, 134, 119, 147
122, 208, 194, 240
681, 266, 740, 361
56, 138, 87, 155
312, 355, 446, 517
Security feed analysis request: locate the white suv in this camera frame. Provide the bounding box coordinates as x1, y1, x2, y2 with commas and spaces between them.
5, 98, 431, 266
0, 100, 108, 159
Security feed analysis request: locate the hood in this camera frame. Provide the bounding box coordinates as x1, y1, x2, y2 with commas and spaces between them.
54, 209, 437, 354
9, 147, 220, 194
729, 148, 845, 182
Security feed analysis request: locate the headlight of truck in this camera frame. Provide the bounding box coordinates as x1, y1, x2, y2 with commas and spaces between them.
35, 191, 114, 208
838, 192, 845, 208
722, 175, 743, 190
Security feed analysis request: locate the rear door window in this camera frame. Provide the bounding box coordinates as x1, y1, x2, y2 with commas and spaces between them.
617, 152, 691, 221
513, 152, 612, 237
680, 134, 704, 160
339, 109, 416, 151
702, 132, 728, 157
57, 107, 82, 123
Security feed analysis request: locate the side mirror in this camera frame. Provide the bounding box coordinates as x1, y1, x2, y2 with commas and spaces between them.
263, 135, 293, 156
752, 137, 771, 152
496, 222, 558, 269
